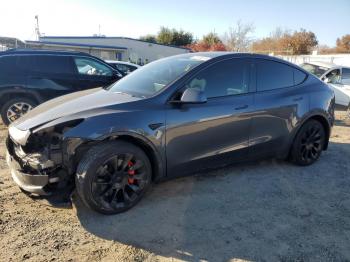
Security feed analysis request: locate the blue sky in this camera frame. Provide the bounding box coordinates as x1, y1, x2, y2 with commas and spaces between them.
1, 0, 349, 46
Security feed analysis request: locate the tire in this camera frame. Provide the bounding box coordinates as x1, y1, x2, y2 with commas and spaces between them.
1, 97, 37, 125
75, 141, 152, 215
290, 119, 326, 166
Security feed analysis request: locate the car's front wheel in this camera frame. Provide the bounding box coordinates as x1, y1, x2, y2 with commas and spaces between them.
290, 119, 326, 166
75, 141, 152, 214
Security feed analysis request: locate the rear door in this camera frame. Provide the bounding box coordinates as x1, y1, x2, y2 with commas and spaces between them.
72, 56, 119, 90
249, 59, 308, 158
25, 55, 78, 100
0, 55, 27, 92
165, 58, 255, 177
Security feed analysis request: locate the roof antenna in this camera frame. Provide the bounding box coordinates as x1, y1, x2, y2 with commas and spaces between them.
35, 15, 41, 40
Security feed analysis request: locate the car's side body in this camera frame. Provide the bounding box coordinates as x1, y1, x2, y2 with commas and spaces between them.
6, 53, 335, 201
0, 49, 122, 124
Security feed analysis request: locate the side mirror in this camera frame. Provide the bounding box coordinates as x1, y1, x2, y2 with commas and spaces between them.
324, 78, 331, 83
179, 88, 207, 104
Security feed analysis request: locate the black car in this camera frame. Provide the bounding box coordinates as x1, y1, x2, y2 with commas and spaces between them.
0, 49, 122, 125
6, 52, 335, 214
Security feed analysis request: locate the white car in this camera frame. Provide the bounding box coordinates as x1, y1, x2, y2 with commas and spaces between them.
105, 60, 140, 75
300, 62, 350, 108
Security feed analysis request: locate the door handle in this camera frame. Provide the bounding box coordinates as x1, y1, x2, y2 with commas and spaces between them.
293, 97, 303, 102
234, 105, 248, 110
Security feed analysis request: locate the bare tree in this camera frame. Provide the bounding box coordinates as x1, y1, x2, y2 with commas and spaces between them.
223, 20, 255, 52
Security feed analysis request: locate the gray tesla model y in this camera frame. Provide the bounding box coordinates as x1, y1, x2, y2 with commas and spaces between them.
6, 52, 335, 214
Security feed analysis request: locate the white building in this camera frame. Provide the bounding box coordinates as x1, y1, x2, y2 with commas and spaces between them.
26, 36, 191, 64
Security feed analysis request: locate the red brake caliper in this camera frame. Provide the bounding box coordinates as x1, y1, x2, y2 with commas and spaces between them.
127, 161, 135, 184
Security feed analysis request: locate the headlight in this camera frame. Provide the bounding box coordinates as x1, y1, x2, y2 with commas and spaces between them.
9, 126, 30, 146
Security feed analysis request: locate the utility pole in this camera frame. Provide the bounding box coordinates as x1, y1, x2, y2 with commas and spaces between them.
35, 15, 41, 40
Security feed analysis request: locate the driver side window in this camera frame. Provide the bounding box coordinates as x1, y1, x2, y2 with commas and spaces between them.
185, 59, 250, 99
73, 57, 113, 76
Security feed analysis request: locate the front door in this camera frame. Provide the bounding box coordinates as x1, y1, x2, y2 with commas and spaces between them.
165, 58, 254, 177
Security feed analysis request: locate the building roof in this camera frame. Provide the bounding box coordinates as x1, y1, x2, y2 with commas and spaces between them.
26, 40, 128, 50
40, 36, 191, 50
2, 48, 93, 56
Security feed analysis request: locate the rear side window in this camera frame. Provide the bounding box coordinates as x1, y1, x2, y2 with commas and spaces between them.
257, 60, 294, 91
294, 69, 307, 85
31, 55, 75, 74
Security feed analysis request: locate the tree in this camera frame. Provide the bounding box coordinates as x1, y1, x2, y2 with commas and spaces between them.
139, 34, 157, 43
336, 34, 350, 53
156, 27, 193, 46
317, 45, 337, 54
223, 20, 255, 52
186, 32, 227, 52
251, 28, 291, 54
280, 29, 318, 55
202, 32, 222, 46
251, 28, 318, 55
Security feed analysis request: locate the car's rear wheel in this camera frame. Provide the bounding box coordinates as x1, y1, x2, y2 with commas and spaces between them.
290, 119, 326, 166
1, 97, 37, 125
75, 141, 152, 214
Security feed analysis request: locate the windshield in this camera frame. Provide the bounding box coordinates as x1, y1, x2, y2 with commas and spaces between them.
108, 55, 212, 97
300, 63, 328, 77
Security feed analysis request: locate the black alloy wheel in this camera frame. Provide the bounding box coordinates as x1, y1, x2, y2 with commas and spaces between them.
76, 141, 152, 214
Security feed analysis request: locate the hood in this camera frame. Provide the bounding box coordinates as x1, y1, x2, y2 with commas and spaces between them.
13, 88, 141, 131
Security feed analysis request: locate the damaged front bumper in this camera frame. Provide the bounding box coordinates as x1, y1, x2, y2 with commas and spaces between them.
5, 136, 73, 196
6, 149, 49, 195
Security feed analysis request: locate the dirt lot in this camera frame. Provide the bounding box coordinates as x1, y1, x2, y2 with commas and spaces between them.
0, 111, 350, 262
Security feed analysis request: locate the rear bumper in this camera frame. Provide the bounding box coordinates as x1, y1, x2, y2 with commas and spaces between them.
6, 149, 49, 195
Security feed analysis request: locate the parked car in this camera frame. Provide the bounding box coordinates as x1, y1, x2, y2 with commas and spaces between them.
0, 49, 123, 125
105, 60, 140, 75
6, 52, 335, 214
300, 62, 350, 108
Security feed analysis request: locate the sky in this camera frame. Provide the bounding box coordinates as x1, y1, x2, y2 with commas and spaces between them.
0, 0, 349, 47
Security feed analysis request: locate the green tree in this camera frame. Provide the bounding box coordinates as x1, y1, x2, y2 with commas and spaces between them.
156, 27, 193, 46
202, 32, 222, 46
139, 34, 157, 43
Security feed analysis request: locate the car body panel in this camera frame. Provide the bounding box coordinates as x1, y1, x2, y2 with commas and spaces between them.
5, 52, 335, 196
165, 93, 254, 176
14, 87, 141, 130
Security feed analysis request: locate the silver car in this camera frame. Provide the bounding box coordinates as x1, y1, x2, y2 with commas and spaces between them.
300, 61, 350, 108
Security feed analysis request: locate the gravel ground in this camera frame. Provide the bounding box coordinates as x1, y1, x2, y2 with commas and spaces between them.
0, 111, 349, 262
